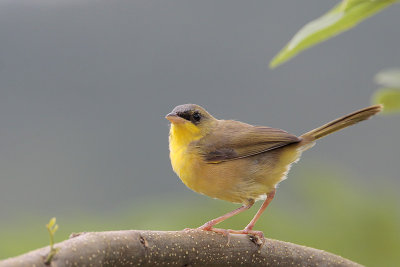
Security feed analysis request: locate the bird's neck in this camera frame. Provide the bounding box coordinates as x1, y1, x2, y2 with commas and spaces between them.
169, 123, 202, 152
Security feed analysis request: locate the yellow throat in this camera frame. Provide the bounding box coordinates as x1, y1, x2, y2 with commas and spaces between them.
169, 122, 202, 185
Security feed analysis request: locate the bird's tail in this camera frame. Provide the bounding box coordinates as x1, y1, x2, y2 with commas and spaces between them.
299, 105, 382, 147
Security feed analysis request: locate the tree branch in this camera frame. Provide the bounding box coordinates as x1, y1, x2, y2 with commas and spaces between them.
0, 230, 361, 266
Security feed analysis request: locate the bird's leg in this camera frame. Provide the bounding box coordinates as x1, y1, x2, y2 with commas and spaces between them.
196, 201, 254, 232
218, 189, 276, 241
238, 189, 276, 238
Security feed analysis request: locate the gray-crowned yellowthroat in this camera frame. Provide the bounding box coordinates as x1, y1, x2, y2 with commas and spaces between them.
166, 104, 382, 238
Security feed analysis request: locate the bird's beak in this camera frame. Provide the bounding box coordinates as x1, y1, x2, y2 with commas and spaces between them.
165, 112, 186, 124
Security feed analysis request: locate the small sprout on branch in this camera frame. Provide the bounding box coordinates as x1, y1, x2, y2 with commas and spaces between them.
45, 217, 60, 264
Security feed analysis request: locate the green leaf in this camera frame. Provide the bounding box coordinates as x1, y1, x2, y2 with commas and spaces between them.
375, 69, 400, 88
372, 88, 400, 114
270, 0, 398, 68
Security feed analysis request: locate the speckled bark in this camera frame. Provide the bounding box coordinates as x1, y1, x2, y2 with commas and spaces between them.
0, 230, 362, 267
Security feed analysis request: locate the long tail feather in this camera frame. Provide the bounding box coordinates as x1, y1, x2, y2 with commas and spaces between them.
300, 105, 382, 142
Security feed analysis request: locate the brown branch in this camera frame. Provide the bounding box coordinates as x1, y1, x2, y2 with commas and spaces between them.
0, 230, 362, 267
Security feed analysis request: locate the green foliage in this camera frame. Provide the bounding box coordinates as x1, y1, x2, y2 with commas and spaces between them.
45, 217, 60, 264
270, 0, 398, 68
373, 88, 400, 114
372, 69, 400, 114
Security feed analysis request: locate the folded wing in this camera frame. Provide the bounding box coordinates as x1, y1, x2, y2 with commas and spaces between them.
196, 120, 301, 163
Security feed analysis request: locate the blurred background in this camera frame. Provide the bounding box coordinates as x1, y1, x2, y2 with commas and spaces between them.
0, 0, 399, 266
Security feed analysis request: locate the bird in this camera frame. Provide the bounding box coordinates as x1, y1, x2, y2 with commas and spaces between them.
165, 103, 381, 238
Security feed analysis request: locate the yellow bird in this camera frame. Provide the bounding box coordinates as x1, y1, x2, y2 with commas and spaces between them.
166, 104, 381, 238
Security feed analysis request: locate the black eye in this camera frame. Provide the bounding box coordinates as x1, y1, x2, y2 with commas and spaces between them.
192, 112, 201, 123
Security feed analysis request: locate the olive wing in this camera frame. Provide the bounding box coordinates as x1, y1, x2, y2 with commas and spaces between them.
196, 120, 301, 163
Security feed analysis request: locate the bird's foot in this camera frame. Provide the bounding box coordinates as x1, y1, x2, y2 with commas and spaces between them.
198, 226, 230, 236
196, 226, 232, 245
183, 226, 231, 241
231, 229, 264, 239
183, 226, 225, 233
195, 224, 264, 239
186, 225, 265, 246
223, 228, 265, 246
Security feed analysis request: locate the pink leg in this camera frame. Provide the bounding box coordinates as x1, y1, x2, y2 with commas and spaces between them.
216, 189, 275, 242
197, 201, 254, 231
244, 189, 276, 232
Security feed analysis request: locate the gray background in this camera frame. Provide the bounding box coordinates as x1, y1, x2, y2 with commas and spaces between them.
0, 0, 399, 221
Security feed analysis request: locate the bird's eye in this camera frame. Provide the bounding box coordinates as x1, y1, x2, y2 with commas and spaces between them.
192, 112, 201, 122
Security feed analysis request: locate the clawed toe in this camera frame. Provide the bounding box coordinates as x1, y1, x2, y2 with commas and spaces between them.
246, 230, 265, 240
184, 226, 229, 236
244, 230, 265, 245
220, 229, 265, 245
197, 226, 230, 236
186, 225, 265, 245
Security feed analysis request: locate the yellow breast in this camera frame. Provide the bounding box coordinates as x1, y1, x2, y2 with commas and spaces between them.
169, 123, 203, 189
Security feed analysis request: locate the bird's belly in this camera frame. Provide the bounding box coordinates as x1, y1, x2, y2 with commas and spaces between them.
170, 148, 248, 203
171, 145, 301, 204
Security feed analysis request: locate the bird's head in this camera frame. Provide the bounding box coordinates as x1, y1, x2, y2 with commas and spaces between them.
166, 104, 216, 141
